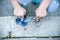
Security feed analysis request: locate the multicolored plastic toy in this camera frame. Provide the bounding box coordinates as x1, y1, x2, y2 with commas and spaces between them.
32, 17, 43, 27
16, 16, 28, 27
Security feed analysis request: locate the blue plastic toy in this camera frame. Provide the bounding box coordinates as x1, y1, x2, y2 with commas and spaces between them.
16, 16, 28, 27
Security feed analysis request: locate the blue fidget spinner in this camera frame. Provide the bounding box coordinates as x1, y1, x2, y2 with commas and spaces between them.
16, 16, 28, 27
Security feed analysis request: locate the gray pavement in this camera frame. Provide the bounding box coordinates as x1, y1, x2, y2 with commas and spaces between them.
0, 0, 60, 40
0, 16, 60, 37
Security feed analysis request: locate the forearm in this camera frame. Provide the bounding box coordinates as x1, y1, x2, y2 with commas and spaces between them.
10, 0, 21, 9
39, 0, 51, 10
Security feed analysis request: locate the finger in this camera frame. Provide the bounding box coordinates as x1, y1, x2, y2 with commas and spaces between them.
36, 16, 40, 22
19, 16, 24, 20
14, 14, 20, 18
21, 16, 24, 21
14, 12, 20, 18
16, 15, 23, 20
24, 12, 26, 16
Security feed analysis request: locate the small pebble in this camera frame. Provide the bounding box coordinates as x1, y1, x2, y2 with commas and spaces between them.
24, 28, 27, 31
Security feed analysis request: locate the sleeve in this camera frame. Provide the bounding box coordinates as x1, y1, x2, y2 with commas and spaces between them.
18, 0, 32, 6
47, 0, 59, 13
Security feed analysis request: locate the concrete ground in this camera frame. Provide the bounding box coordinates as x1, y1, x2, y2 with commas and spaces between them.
0, 0, 60, 40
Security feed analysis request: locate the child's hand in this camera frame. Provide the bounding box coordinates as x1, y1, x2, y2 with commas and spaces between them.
14, 7, 26, 19
35, 7, 47, 21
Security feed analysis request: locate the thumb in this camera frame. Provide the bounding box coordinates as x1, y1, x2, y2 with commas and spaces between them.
36, 16, 39, 22
20, 16, 24, 21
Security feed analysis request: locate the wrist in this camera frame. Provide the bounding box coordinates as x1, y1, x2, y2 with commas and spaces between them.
14, 6, 22, 10
39, 5, 47, 10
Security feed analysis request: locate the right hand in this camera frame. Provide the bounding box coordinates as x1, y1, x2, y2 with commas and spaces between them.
35, 7, 47, 21
14, 7, 26, 19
